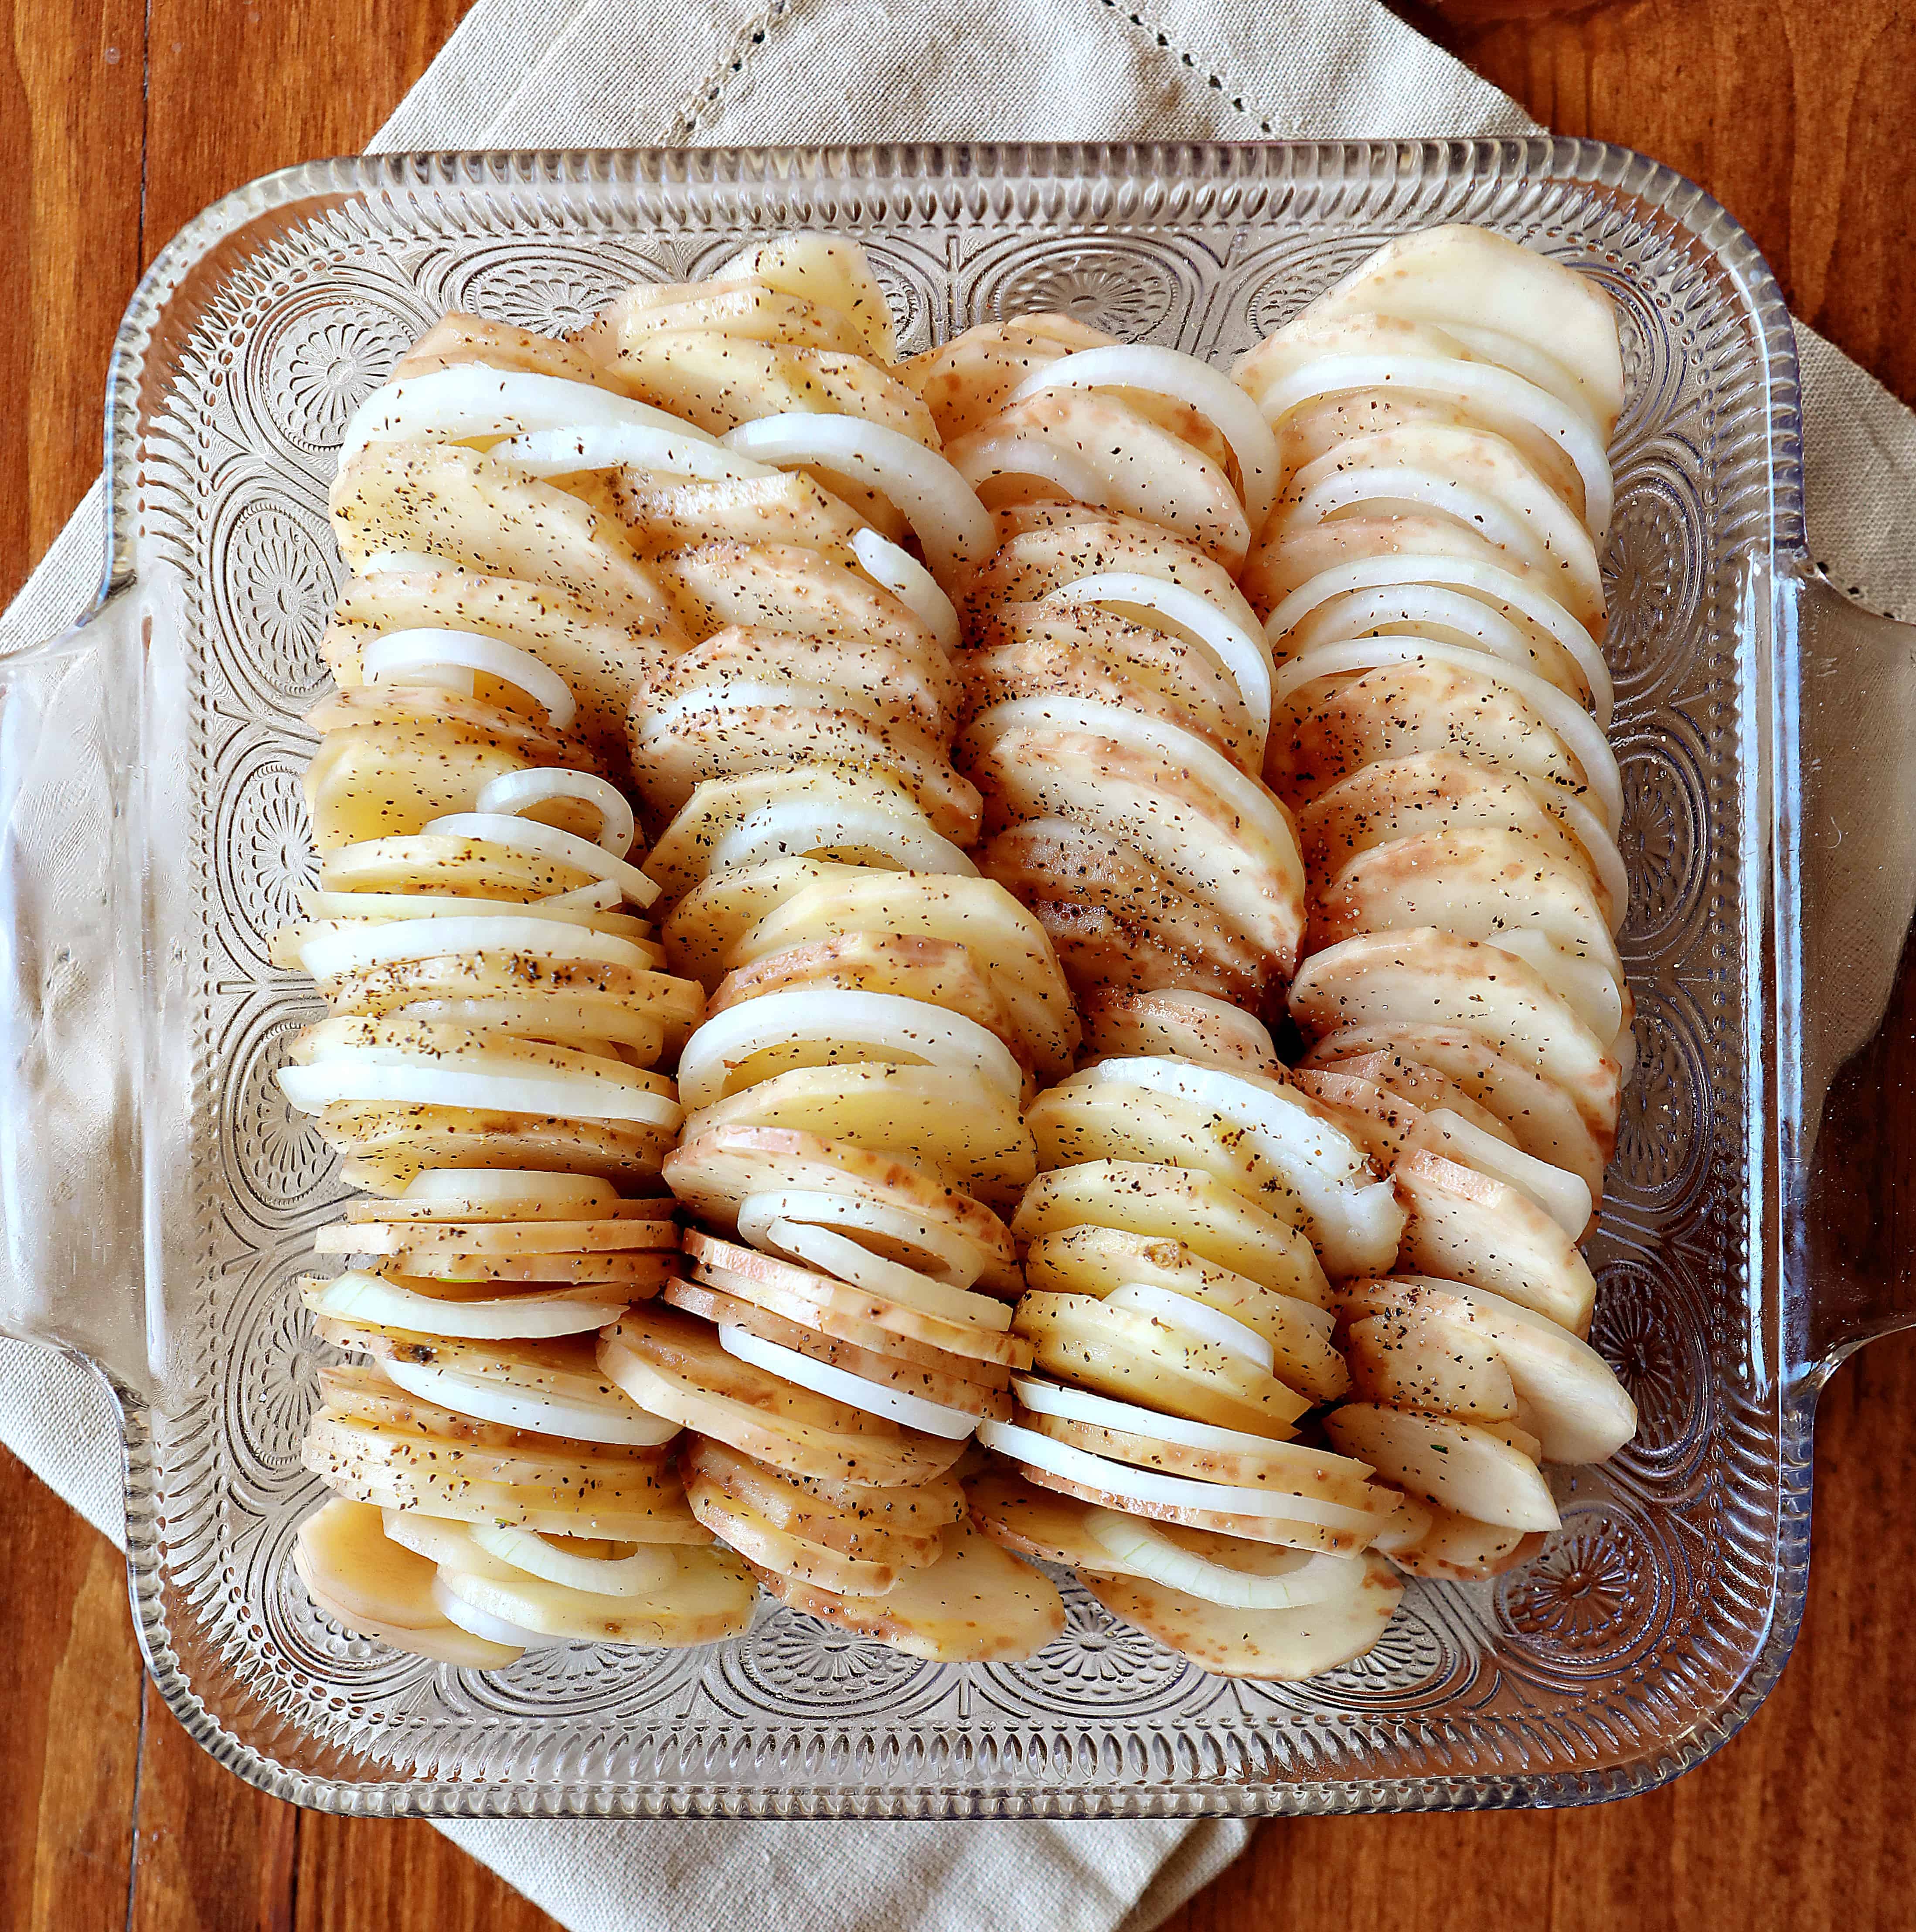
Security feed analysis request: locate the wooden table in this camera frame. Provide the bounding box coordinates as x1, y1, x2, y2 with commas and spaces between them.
5, 3, 1914, 1925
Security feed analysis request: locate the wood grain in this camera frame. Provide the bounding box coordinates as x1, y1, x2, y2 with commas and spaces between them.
3, 4, 1916, 1930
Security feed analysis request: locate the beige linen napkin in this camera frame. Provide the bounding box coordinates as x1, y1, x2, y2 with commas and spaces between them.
6, 2, 1916, 1926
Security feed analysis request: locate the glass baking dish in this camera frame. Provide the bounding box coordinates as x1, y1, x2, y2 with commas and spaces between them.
1, 139, 1906, 1818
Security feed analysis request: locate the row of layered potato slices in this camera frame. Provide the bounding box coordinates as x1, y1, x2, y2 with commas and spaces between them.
286, 223, 1638, 1680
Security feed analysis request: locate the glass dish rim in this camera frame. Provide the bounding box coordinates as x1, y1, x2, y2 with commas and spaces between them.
77, 136, 1814, 1818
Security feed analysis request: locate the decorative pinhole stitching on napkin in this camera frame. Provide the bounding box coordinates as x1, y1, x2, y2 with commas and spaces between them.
669, 0, 805, 141
1095, 0, 1275, 134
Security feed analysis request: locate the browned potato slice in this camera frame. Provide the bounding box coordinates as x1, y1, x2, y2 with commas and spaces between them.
1014, 1292, 1310, 1439
664, 1279, 1013, 1418
752, 1515, 1066, 1663
598, 1304, 967, 1487
1083, 1550, 1402, 1679
330, 442, 672, 628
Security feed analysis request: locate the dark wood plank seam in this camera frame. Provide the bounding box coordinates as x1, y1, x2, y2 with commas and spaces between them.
122, 1674, 150, 1932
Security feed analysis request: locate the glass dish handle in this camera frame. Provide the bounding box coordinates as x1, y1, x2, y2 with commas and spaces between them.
0, 587, 162, 1400
1782, 564, 1916, 1382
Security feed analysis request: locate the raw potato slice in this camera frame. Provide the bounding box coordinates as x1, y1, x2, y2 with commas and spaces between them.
1289, 930, 1620, 1144
684, 1234, 1030, 1370
685, 1473, 908, 1595
1323, 1403, 1559, 1531
1303, 1050, 1514, 1146
731, 871, 1079, 1080
1011, 1162, 1331, 1306
607, 467, 866, 564
303, 1272, 623, 1341
1331, 1274, 1635, 1464
437, 1536, 758, 1645
1079, 990, 1280, 1076
330, 442, 672, 627
598, 1304, 967, 1486
752, 1515, 1067, 1663
1083, 1550, 1402, 1680
1014, 1292, 1311, 1439
390, 311, 607, 384
946, 392, 1250, 570
294, 1500, 523, 1667
685, 1439, 953, 1559
321, 1216, 681, 1255
303, 721, 545, 852
967, 1466, 1148, 1572
327, 566, 674, 759
664, 1279, 1013, 1419
1020, 1229, 1346, 1401
1382, 1500, 1549, 1581
1344, 1310, 1519, 1422
663, 1125, 1021, 1293
319, 833, 596, 903
901, 316, 1113, 440
325, 1102, 673, 1194
1396, 1150, 1599, 1336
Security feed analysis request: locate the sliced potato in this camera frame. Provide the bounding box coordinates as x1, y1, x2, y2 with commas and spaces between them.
1379, 1499, 1549, 1581
1083, 1550, 1402, 1679
1322, 1402, 1559, 1531
685, 1471, 908, 1596
752, 1515, 1066, 1663
685, 1437, 955, 1558
1344, 1309, 1519, 1422
1020, 1408, 1376, 1504
1079, 990, 1278, 1077
323, 1102, 672, 1195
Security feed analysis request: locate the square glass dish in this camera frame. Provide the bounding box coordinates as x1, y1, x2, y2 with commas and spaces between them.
2, 139, 1906, 1818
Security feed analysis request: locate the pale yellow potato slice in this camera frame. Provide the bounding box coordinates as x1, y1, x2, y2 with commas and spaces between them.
442, 1537, 756, 1646
330, 441, 673, 627
294, 1499, 524, 1667
663, 1124, 1021, 1293
1020, 1410, 1377, 1505
752, 1515, 1066, 1663
1379, 1498, 1549, 1582
658, 233, 898, 360
1267, 660, 1593, 813
319, 1216, 678, 1256
607, 467, 866, 562
1083, 1550, 1402, 1679
1020, 1229, 1347, 1402
317, 833, 594, 903
663, 1278, 1013, 1419
1396, 1149, 1599, 1336
899, 316, 1111, 440
980, 817, 1272, 1006
663, 859, 841, 987
686, 1437, 956, 1558
1331, 1273, 1635, 1465
378, 1248, 673, 1289
966, 1466, 1146, 1572
594, 282, 871, 355
1011, 1161, 1330, 1305
1078, 990, 1279, 1077
303, 723, 538, 852
598, 1304, 967, 1487
685, 1472, 907, 1596
324, 1103, 673, 1196
677, 1061, 1034, 1210
946, 391, 1249, 569
1289, 929, 1620, 1145
1324, 1402, 1559, 1531
1014, 1292, 1310, 1439
391, 310, 607, 384
326, 563, 677, 760
1304, 1048, 1513, 1145
1344, 1309, 1519, 1422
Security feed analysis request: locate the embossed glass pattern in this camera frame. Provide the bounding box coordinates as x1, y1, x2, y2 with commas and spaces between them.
3, 143, 1824, 1815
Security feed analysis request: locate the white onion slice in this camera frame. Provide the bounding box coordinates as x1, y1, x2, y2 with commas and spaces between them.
362, 629, 576, 730
313, 1271, 625, 1340
1009, 344, 1283, 532
1424, 1108, 1593, 1237
976, 1420, 1383, 1529
747, 1211, 1012, 1332
1010, 1374, 1294, 1456
1550, 792, 1630, 935
296, 914, 656, 982
475, 769, 635, 858
403, 1169, 615, 1212
707, 798, 976, 878
1248, 350, 1613, 539
677, 988, 1023, 1111
721, 414, 995, 582
1103, 1282, 1275, 1374
717, 1324, 979, 1439
490, 422, 773, 483
1273, 636, 1622, 835
427, 811, 657, 909
1263, 552, 1613, 724
538, 881, 624, 911
338, 363, 730, 471
1040, 571, 1274, 752
851, 527, 961, 655
381, 1356, 679, 1447
1083, 1509, 1365, 1609
468, 1525, 678, 1598
278, 1048, 682, 1126
430, 1573, 562, 1651
734, 1189, 984, 1291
